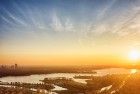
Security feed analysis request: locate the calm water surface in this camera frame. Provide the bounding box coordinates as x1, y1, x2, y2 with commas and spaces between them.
0, 68, 138, 83
0, 68, 139, 92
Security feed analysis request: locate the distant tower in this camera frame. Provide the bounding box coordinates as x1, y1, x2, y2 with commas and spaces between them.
15, 64, 18, 69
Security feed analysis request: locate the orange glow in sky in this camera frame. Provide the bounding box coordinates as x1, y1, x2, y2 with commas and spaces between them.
0, 0, 140, 66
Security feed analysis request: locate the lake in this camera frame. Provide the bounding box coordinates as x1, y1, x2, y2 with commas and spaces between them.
0, 68, 138, 93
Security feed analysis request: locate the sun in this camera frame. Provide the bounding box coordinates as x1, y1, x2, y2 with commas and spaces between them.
129, 49, 140, 61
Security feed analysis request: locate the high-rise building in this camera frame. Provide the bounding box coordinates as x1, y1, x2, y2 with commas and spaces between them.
15, 64, 18, 69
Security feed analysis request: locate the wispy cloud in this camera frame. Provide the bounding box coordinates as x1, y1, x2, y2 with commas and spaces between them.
4, 9, 27, 26
1, 0, 140, 49
0, 15, 13, 25
51, 12, 64, 32
97, 0, 117, 20
50, 11, 75, 32
65, 18, 74, 32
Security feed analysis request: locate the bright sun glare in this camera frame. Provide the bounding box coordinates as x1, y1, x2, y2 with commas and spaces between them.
129, 50, 140, 61
131, 69, 137, 74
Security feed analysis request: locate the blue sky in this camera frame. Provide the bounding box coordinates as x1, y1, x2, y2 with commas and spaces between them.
0, 0, 140, 61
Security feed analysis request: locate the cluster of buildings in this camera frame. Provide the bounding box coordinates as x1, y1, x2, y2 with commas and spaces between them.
0, 64, 18, 69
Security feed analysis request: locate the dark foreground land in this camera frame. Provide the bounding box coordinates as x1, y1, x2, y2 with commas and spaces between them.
0, 73, 140, 94
85, 73, 140, 94
42, 73, 140, 94
0, 86, 38, 94
0, 65, 140, 94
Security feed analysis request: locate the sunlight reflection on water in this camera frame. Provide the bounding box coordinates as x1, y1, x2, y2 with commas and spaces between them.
130, 69, 137, 74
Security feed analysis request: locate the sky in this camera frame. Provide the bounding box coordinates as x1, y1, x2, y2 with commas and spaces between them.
0, 0, 140, 66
